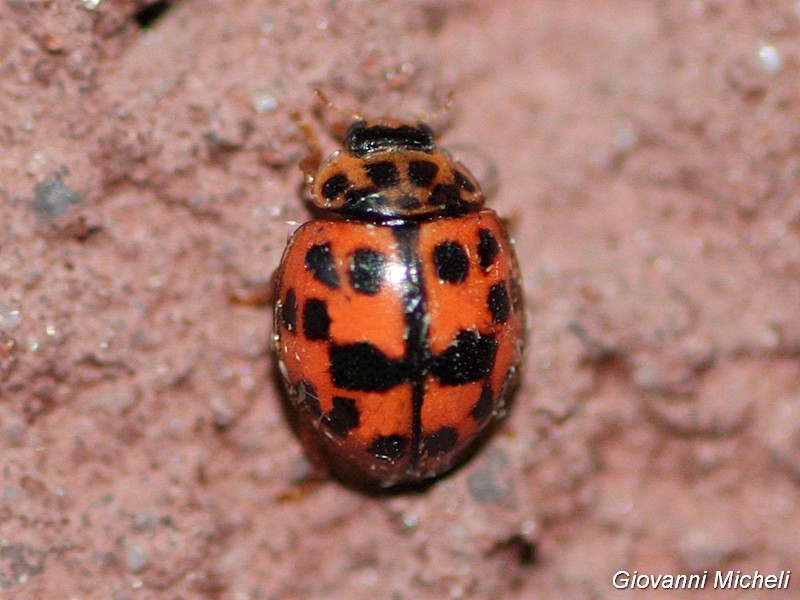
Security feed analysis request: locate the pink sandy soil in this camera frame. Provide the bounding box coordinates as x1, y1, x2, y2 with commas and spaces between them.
1, 1, 799, 598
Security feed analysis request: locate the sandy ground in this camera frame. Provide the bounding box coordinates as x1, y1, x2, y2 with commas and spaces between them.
1, 0, 800, 598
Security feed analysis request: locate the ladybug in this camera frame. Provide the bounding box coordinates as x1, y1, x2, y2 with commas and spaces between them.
273, 119, 525, 488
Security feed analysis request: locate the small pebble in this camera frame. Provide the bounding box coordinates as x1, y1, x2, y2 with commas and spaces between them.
30, 176, 83, 219
125, 541, 149, 574
757, 43, 782, 75
466, 448, 516, 508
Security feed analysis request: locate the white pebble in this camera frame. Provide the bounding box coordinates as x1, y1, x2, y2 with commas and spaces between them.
757, 43, 782, 75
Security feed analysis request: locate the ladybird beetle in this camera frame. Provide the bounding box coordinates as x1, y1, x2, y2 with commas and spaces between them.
273, 119, 525, 488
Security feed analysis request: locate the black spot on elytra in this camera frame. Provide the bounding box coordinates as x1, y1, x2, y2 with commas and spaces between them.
329, 343, 405, 391
433, 241, 469, 283
368, 434, 408, 461
422, 426, 458, 457
324, 396, 360, 437
302, 298, 331, 341
432, 330, 498, 385
488, 283, 511, 324
298, 382, 359, 437
454, 169, 476, 193
349, 249, 385, 295
365, 161, 400, 189
281, 288, 297, 333
471, 383, 495, 422
305, 243, 340, 289
321, 173, 350, 200
478, 229, 499, 271
408, 160, 439, 188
